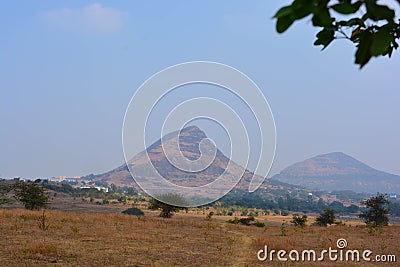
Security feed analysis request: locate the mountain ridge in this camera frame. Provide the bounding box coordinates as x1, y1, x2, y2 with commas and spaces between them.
93, 126, 311, 200
93, 127, 399, 195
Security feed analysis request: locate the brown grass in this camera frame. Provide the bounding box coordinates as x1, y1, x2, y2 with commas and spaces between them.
0, 208, 398, 266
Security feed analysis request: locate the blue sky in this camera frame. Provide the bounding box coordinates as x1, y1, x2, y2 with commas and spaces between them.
1, 1, 399, 179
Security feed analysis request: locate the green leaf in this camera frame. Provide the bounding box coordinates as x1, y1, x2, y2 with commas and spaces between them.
361, 13, 370, 21
274, 6, 292, 19
370, 27, 393, 56
388, 40, 399, 57
365, 0, 395, 21
387, 46, 394, 57
345, 18, 365, 27
314, 28, 335, 50
317, 0, 330, 8
276, 15, 295, 33
355, 31, 373, 68
312, 8, 333, 27
393, 40, 399, 49
332, 1, 362, 15
292, 0, 315, 20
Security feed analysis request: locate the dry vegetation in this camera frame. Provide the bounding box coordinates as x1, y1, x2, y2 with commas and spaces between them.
0, 208, 399, 266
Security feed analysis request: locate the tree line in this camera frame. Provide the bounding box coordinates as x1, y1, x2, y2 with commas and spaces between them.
218, 189, 361, 214
1, 178, 398, 228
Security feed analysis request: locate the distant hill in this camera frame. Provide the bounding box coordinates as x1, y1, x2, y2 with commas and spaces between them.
272, 152, 400, 194
93, 126, 311, 199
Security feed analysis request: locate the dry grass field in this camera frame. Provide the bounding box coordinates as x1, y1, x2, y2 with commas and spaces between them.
1, 208, 399, 267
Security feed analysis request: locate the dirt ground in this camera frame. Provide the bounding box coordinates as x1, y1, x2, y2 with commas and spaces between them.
1, 208, 398, 266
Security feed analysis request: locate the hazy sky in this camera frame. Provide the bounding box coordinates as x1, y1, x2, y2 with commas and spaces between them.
1, 1, 399, 179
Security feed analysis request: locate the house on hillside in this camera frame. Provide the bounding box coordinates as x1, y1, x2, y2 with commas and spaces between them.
79, 185, 109, 193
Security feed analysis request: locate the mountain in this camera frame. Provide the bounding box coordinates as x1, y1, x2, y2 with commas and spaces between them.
272, 152, 400, 194
93, 126, 310, 198
95, 126, 243, 187
95, 126, 261, 188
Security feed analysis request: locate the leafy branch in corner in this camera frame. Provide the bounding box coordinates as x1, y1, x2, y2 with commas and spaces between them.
274, 0, 400, 68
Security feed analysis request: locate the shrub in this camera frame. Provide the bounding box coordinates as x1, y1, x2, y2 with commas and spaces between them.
37, 210, 50, 231
238, 216, 255, 226
253, 221, 265, 227
122, 207, 145, 216
70, 226, 80, 234
227, 217, 239, 224
291, 214, 308, 227
280, 220, 288, 236
227, 216, 264, 227
281, 210, 290, 216
22, 242, 58, 257
206, 211, 214, 220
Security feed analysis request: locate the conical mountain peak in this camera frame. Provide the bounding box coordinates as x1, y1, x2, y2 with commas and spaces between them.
145, 126, 208, 157
96, 125, 252, 188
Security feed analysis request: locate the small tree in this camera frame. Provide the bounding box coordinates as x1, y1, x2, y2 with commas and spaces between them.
13, 181, 49, 210
148, 193, 187, 218
359, 193, 390, 227
291, 214, 308, 227
110, 183, 118, 193
315, 209, 335, 226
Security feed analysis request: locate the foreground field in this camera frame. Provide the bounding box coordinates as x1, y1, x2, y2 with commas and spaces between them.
0, 209, 398, 266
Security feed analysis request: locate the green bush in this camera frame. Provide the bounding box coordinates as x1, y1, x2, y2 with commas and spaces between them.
238, 216, 255, 226
227, 216, 264, 227
253, 221, 265, 227
122, 207, 145, 216
227, 217, 239, 224
291, 214, 308, 227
